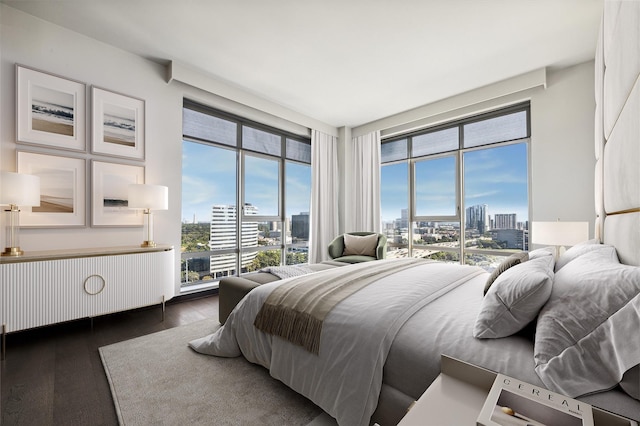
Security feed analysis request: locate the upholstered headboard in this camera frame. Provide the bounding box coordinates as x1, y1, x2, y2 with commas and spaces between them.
594, 0, 640, 266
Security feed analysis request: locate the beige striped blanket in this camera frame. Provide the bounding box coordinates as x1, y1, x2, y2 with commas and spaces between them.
253, 258, 428, 354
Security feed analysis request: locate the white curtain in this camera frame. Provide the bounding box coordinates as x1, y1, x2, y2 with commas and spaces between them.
309, 129, 339, 263
350, 130, 381, 232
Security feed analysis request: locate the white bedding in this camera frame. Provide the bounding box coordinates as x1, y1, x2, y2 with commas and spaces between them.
189, 259, 485, 426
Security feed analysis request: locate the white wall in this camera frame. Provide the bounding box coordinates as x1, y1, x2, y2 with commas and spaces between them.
530, 62, 596, 237
1, 5, 597, 297
0, 5, 183, 297
348, 62, 597, 238
0, 5, 331, 296
0, 5, 182, 260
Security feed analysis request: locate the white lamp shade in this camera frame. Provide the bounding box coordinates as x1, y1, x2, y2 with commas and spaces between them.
128, 184, 168, 210
0, 172, 41, 206
532, 221, 589, 246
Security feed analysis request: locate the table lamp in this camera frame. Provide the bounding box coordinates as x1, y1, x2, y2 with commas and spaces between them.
128, 184, 168, 247
531, 221, 589, 258
1, 171, 41, 256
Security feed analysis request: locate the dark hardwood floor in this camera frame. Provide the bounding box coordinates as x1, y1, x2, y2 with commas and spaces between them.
1, 292, 220, 425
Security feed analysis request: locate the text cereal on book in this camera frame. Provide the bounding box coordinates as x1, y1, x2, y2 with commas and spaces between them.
477, 373, 593, 426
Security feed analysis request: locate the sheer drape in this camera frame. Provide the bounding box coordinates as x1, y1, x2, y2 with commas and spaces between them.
309, 130, 339, 263
350, 131, 381, 232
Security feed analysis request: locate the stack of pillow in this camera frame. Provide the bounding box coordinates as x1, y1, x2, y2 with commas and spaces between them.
474, 240, 640, 402
473, 245, 555, 339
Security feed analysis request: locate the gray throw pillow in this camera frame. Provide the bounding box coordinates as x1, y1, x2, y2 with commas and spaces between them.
534, 247, 640, 398
620, 365, 640, 400
483, 251, 529, 295
474, 255, 554, 339
342, 233, 378, 257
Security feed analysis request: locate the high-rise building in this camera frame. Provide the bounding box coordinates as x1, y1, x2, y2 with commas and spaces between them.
291, 212, 309, 239
490, 228, 528, 250
209, 203, 258, 276
395, 208, 409, 230
494, 213, 517, 229
466, 204, 489, 234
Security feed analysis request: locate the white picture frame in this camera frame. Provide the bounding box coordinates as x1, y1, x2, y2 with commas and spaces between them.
91, 160, 145, 227
16, 151, 87, 227
16, 65, 87, 151
92, 87, 145, 160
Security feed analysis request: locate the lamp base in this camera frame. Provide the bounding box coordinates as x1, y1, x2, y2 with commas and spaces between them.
140, 241, 157, 248
2, 247, 24, 256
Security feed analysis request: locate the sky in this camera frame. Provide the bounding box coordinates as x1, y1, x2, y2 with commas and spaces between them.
381, 142, 529, 224
183, 140, 528, 225
182, 141, 311, 223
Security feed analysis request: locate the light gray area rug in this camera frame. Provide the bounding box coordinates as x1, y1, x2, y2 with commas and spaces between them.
99, 318, 334, 425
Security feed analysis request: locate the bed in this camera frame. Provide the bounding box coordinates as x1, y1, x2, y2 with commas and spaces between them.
190, 249, 639, 425
190, 2, 640, 425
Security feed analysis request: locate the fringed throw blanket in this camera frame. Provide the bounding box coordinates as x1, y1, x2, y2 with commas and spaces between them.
259, 264, 316, 280
253, 258, 427, 354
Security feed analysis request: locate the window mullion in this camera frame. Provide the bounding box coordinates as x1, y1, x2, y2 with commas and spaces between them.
280, 138, 286, 265
237, 150, 244, 276
458, 149, 464, 265
408, 157, 415, 257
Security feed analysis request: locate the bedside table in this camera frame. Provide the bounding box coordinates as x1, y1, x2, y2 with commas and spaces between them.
398, 355, 637, 426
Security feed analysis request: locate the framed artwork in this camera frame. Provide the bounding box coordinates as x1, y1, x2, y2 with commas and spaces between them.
16, 151, 87, 227
91, 160, 145, 227
92, 87, 145, 160
16, 65, 87, 151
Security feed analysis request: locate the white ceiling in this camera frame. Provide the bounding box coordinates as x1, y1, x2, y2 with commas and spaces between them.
3, 0, 604, 128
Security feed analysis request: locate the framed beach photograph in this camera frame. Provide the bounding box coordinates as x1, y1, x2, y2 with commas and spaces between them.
92, 87, 145, 160
91, 160, 145, 227
16, 65, 87, 151
16, 151, 87, 227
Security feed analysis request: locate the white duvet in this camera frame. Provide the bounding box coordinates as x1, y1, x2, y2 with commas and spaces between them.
189, 260, 485, 426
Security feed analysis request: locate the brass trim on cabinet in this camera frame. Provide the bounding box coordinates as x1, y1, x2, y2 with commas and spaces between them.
83, 274, 106, 295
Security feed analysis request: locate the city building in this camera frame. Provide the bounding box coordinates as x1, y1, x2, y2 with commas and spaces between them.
489, 228, 529, 250
209, 204, 258, 277
466, 204, 489, 234
291, 212, 310, 240
493, 213, 518, 230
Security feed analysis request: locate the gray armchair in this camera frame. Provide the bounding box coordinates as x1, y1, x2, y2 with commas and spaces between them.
327, 231, 387, 263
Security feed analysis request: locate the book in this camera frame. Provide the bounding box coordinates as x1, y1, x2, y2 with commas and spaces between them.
477, 373, 594, 426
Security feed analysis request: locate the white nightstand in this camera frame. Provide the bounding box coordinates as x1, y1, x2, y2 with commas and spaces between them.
398, 355, 638, 426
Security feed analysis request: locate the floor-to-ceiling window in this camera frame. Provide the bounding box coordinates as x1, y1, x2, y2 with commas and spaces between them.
181, 100, 311, 290
381, 103, 530, 270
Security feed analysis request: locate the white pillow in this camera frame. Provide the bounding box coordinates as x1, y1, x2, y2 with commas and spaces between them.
528, 246, 555, 260
473, 255, 554, 339
534, 248, 640, 398
483, 252, 529, 295
554, 239, 604, 271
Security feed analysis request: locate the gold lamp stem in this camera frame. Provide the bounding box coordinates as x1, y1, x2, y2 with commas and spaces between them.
141, 208, 156, 247
2, 204, 24, 256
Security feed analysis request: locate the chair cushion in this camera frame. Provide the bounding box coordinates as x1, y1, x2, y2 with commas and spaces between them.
333, 255, 377, 263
